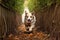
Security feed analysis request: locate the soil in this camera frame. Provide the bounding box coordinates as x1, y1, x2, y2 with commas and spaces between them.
4, 24, 50, 40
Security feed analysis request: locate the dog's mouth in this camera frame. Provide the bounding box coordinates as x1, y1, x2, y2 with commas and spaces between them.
28, 21, 31, 23
25, 21, 31, 27
26, 20, 31, 23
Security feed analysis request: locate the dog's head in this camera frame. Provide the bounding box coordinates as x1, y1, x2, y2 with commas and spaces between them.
25, 11, 35, 25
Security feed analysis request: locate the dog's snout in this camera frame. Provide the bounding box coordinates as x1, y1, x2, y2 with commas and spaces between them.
28, 19, 31, 21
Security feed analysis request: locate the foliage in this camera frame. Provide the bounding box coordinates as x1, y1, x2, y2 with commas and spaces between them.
28, 0, 36, 12
56, 0, 60, 4
2, 0, 24, 14
1, 0, 60, 14
28, 0, 60, 12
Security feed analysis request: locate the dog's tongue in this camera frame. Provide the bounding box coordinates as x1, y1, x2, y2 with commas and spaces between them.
26, 21, 31, 24
28, 21, 31, 23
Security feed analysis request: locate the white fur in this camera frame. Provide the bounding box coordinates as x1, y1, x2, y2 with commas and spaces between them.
22, 7, 30, 23
22, 7, 36, 31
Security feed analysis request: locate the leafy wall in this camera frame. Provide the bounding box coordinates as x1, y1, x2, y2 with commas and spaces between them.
2, 0, 24, 14
28, 0, 60, 12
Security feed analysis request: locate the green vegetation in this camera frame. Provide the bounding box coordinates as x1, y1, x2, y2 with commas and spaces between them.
1, 0, 60, 14
28, 0, 60, 12
2, 0, 24, 14
28, 0, 36, 12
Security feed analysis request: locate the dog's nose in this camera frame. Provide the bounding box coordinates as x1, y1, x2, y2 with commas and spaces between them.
28, 19, 30, 21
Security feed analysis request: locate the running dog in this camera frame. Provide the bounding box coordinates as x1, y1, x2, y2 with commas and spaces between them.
22, 8, 36, 32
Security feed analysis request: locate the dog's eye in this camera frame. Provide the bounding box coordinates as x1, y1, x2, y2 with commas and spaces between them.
30, 16, 32, 18
26, 16, 28, 18
33, 17, 34, 18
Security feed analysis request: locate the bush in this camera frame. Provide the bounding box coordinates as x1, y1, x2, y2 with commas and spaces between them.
2, 0, 24, 14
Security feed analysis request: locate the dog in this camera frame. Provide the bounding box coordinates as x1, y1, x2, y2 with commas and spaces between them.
22, 7, 36, 32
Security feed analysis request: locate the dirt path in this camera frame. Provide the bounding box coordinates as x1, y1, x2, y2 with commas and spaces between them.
4, 31, 50, 40
3, 24, 50, 40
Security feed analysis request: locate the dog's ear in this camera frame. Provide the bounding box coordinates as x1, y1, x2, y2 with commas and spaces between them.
25, 11, 27, 16
31, 12, 34, 15
32, 11, 35, 15
31, 12, 35, 16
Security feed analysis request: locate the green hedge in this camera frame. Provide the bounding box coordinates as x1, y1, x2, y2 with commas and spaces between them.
1, 0, 60, 14
2, 0, 24, 14
28, 0, 60, 12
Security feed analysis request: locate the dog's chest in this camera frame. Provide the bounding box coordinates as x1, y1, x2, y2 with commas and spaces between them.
24, 20, 31, 27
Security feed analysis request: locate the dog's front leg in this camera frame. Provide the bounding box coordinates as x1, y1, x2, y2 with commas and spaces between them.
29, 25, 35, 31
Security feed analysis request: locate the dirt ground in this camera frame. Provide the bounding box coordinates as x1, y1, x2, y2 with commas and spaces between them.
4, 24, 50, 40
4, 31, 50, 40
